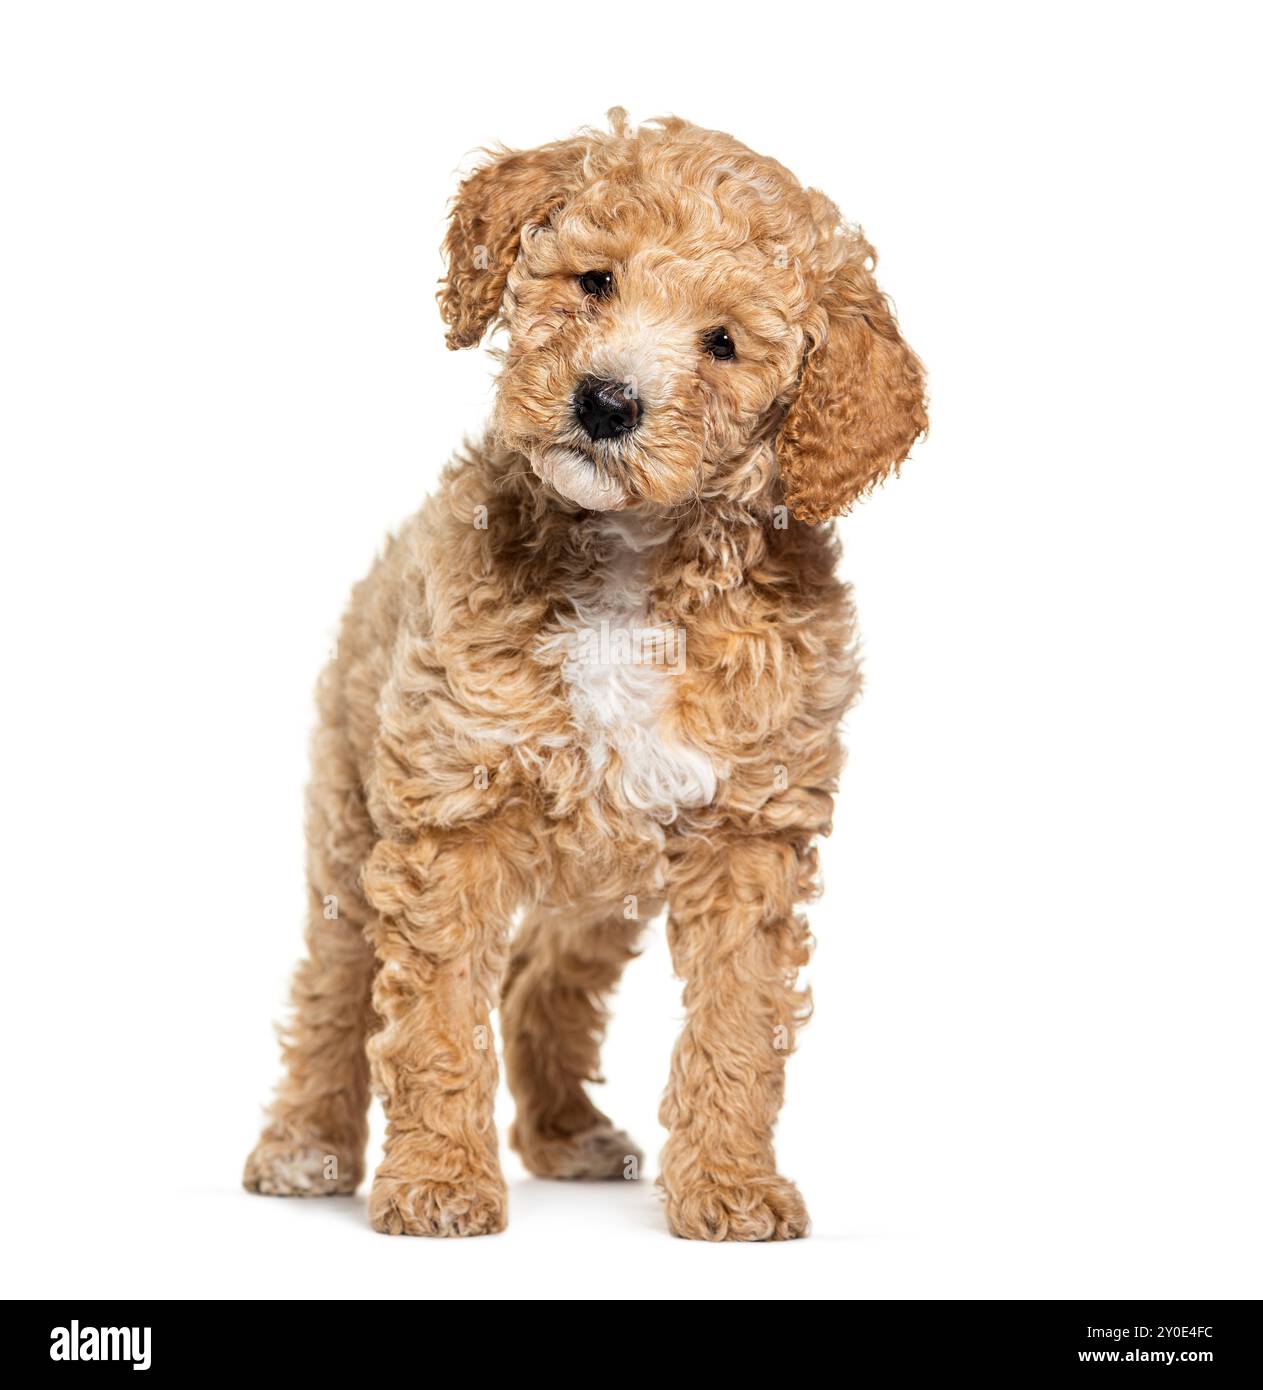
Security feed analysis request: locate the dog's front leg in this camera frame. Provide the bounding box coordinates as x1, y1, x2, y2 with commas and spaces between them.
361, 828, 519, 1236
659, 831, 816, 1241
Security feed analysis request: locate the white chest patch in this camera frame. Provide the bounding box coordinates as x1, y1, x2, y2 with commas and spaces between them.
546, 519, 716, 821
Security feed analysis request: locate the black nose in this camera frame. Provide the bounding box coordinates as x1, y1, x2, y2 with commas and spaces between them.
573, 377, 641, 441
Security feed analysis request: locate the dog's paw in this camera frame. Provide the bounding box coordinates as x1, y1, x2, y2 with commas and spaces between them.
368, 1174, 507, 1236
512, 1121, 643, 1181
243, 1137, 362, 1196
662, 1174, 809, 1241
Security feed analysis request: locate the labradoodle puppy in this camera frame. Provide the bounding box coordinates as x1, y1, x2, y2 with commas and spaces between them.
244, 111, 927, 1240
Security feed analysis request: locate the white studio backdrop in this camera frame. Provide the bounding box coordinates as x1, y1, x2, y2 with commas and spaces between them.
1, 1, 1259, 1299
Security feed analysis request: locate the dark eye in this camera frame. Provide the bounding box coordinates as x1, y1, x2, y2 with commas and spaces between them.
578, 270, 614, 298
703, 326, 736, 360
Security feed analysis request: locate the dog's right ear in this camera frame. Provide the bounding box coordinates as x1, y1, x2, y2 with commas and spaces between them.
439, 137, 592, 350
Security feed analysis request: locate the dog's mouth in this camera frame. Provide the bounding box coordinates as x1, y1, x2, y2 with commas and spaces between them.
528, 441, 631, 511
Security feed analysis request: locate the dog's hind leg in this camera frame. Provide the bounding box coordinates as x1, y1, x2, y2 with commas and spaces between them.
502, 898, 656, 1181
244, 717, 377, 1197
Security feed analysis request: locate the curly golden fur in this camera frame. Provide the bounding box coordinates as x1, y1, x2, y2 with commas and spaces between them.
244, 111, 927, 1239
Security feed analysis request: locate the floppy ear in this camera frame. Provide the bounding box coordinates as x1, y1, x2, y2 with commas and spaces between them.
439, 136, 592, 350
776, 237, 928, 523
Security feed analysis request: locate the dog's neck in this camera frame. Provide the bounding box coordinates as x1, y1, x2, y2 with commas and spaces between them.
484, 441, 779, 606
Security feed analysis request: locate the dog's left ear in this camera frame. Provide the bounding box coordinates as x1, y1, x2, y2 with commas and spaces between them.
439, 136, 592, 350
776, 233, 928, 523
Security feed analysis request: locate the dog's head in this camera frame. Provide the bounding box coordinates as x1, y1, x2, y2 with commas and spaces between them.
440, 112, 927, 521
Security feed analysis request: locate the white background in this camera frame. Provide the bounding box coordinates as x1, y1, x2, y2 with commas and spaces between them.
2, 1, 1259, 1300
